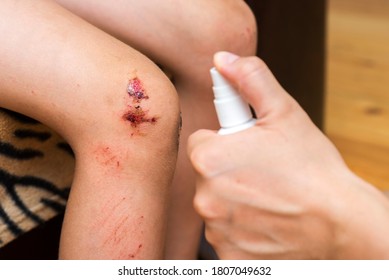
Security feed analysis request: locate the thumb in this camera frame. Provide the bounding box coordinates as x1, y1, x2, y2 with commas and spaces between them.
213, 52, 293, 118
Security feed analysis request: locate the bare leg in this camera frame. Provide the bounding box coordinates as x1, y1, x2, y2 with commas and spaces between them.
54, 0, 257, 258
0, 0, 180, 259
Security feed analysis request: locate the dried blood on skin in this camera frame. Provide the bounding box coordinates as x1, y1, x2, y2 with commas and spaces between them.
123, 106, 158, 128
123, 77, 158, 132
127, 78, 149, 103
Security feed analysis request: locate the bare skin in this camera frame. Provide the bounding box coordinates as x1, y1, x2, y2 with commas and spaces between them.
0, 0, 180, 259
53, 0, 258, 258
188, 52, 389, 259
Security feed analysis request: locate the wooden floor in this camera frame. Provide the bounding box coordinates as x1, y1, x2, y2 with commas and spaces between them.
325, 0, 389, 191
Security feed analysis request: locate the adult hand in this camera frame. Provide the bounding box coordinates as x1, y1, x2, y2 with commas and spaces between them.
188, 52, 389, 259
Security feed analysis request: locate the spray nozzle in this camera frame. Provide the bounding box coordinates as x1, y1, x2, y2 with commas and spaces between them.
210, 67, 256, 135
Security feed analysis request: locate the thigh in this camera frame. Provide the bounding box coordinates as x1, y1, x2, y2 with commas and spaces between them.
54, 0, 256, 79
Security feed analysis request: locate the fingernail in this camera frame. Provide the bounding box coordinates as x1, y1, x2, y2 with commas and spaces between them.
214, 51, 240, 66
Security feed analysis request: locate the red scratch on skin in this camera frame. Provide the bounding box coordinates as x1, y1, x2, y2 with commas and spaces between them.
100, 214, 146, 259
128, 216, 145, 259
97, 197, 127, 231
99, 198, 132, 252
112, 216, 130, 245
98, 147, 117, 165
93, 146, 123, 173
129, 244, 143, 259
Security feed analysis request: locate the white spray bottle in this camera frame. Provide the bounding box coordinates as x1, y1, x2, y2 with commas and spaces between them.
210, 67, 256, 135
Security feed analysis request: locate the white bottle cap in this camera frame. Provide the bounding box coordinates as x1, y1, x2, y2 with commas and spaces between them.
210, 67, 256, 135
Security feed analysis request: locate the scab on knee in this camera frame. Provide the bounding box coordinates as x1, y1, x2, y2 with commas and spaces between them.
119, 67, 180, 148
122, 77, 158, 135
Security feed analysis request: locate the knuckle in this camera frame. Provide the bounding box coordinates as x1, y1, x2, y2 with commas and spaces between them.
189, 143, 221, 177
193, 188, 224, 220
237, 57, 270, 94
204, 226, 229, 254
240, 57, 269, 79
189, 146, 208, 175
193, 192, 211, 218
204, 227, 219, 247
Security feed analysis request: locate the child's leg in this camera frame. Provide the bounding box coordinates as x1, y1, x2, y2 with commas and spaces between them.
0, 0, 180, 259
54, 0, 258, 259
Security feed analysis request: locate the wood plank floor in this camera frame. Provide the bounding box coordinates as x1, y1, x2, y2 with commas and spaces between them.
325, 0, 389, 190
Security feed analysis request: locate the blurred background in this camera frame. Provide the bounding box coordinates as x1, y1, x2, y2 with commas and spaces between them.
326, 0, 389, 191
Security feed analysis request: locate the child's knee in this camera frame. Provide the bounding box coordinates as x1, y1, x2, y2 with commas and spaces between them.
65, 54, 181, 161
170, 1, 257, 82
195, 1, 257, 57
212, 1, 257, 55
